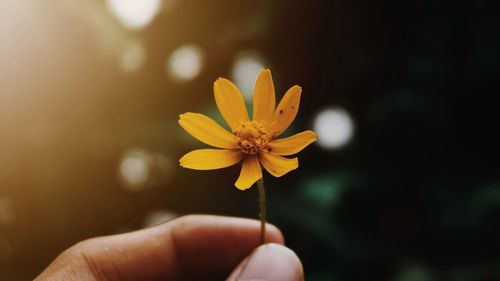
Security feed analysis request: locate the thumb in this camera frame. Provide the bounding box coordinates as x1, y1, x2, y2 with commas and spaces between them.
226, 243, 304, 281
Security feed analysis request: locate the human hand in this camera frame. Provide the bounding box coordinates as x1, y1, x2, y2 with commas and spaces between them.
35, 215, 304, 281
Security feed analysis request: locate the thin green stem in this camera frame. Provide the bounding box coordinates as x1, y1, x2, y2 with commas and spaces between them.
257, 178, 266, 245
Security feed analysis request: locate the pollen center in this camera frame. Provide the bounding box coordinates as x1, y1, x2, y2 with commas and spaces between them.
233, 121, 270, 155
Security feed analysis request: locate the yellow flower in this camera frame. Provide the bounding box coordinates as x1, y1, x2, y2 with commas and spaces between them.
179, 69, 317, 190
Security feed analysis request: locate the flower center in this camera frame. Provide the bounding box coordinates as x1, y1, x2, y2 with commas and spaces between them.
233, 121, 270, 155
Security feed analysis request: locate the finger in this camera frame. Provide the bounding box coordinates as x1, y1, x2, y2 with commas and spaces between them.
226, 243, 304, 281
35, 215, 284, 281
169, 215, 284, 280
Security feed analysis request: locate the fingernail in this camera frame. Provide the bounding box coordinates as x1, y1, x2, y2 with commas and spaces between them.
235, 243, 303, 281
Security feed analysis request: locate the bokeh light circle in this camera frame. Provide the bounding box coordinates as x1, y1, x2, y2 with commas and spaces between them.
313, 107, 354, 149
118, 148, 152, 191
167, 44, 203, 81
106, 0, 162, 30
120, 41, 146, 72
142, 209, 177, 227
118, 148, 175, 191
231, 51, 265, 101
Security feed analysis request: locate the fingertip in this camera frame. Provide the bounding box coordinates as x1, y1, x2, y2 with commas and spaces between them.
227, 243, 304, 281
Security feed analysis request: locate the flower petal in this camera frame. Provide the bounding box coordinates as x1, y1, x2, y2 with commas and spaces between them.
268, 85, 302, 137
268, 130, 317, 156
259, 151, 298, 177
179, 113, 238, 149
180, 149, 242, 170
214, 78, 249, 130
235, 156, 262, 190
252, 69, 275, 124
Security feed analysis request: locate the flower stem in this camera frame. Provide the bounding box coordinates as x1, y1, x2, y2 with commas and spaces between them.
257, 178, 266, 245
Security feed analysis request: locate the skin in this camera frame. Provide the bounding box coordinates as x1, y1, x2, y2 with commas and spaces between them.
35, 215, 304, 281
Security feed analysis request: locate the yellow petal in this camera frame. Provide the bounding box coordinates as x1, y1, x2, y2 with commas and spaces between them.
268, 130, 317, 156
259, 151, 298, 177
179, 113, 238, 149
252, 69, 275, 124
235, 156, 262, 190
268, 85, 302, 137
214, 78, 249, 130
180, 149, 242, 170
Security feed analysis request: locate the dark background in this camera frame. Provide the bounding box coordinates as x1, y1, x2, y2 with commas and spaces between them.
1, 0, 500, 280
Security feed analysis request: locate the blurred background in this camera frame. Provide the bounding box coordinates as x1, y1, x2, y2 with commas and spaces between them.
1, 0, 500, 280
